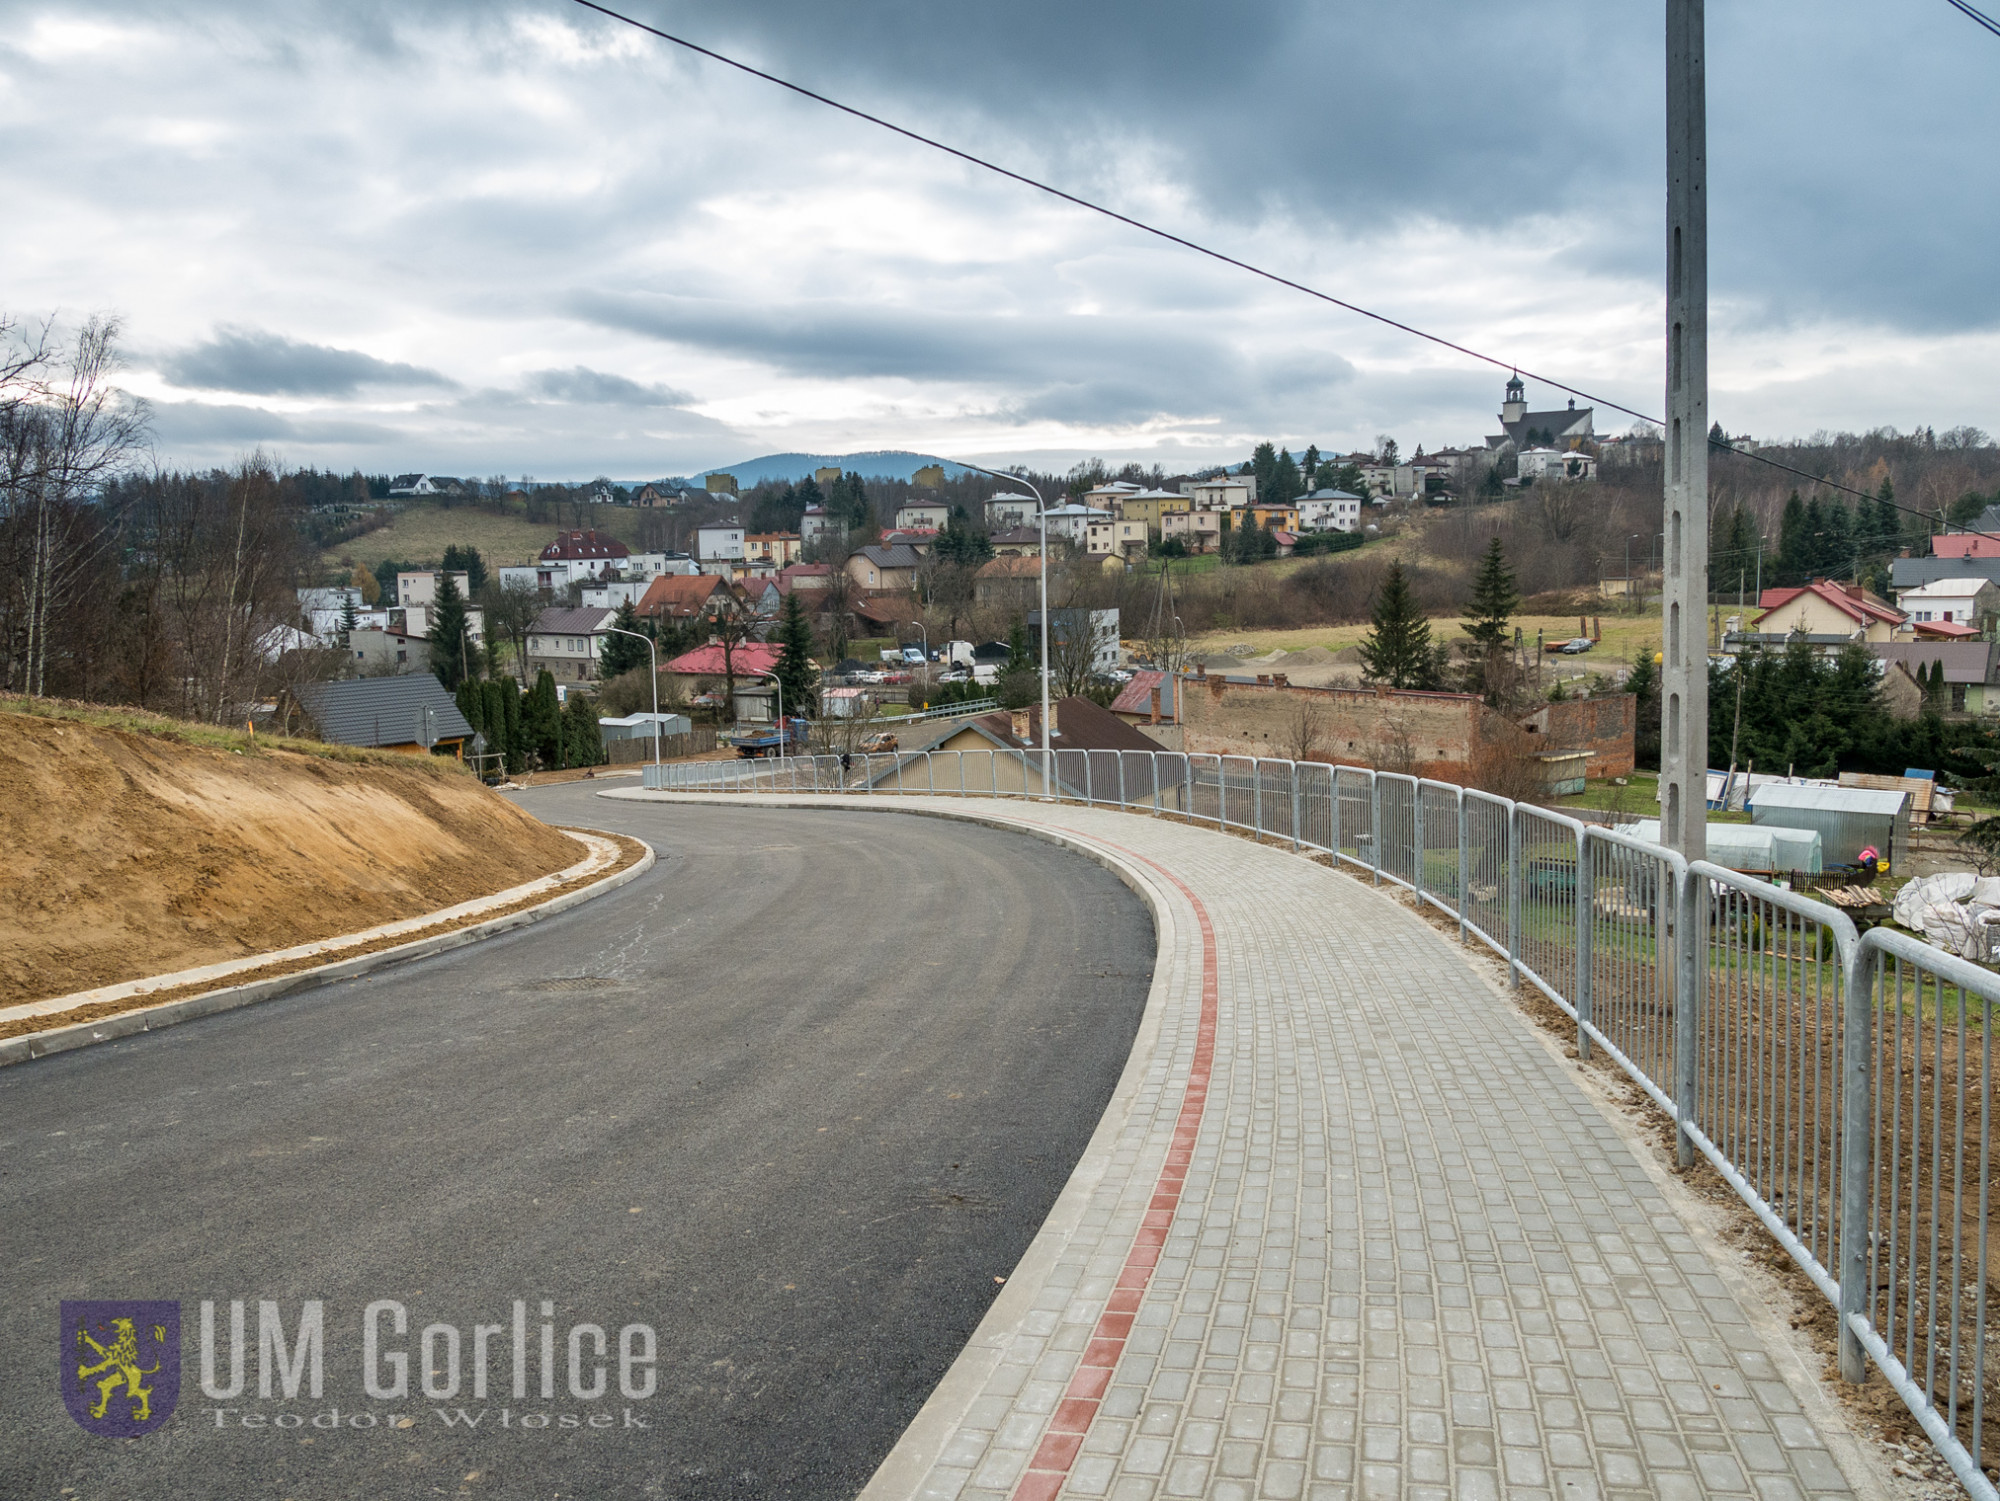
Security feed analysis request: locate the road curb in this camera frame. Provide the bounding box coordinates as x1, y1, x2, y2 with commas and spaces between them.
0, 834, 655, 1069
598, 788, 1201, 1501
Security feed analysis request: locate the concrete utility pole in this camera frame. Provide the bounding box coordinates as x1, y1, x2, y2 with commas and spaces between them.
1662, 0, 1709, 862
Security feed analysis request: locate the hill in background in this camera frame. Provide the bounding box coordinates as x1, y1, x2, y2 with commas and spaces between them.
683, 450, 977, 487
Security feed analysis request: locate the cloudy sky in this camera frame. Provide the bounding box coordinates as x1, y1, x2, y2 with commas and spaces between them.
4, 0, 1997, 479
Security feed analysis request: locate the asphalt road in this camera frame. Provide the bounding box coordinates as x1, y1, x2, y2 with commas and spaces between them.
0, 792, 1154, 1500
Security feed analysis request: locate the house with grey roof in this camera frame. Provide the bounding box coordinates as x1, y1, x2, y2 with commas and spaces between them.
527, 605, 619, 683
294, 675, 475, 755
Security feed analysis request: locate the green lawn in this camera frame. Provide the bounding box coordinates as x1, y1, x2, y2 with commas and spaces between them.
321, 497, 655, 574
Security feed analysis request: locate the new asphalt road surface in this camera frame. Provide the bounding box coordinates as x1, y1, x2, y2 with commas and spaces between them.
0, 790, 1154, 1500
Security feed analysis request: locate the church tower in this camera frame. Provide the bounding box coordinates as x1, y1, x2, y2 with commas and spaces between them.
1501, 372, 1527, 425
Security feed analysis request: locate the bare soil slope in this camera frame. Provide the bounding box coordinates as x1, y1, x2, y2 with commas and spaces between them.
0, 712, 581, 1005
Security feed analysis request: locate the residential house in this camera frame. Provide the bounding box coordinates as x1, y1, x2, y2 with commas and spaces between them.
395, 569, 470, 608
1039, 503, 1112, 545
1296, 489, 1364, 532
880, 528, 940, 552
1114, 488, 1191, 529
1161, 509, 1224, 553
845, 543, 924, 592
1181, 475, 1254, 509
734, 576, 782, 619
663, 641, 783, 689
1894, 578, 2000, 637
1086, 518, 1149, 564
906, 696, 1178, 803
1870, 641, 2000, 716
579, 578, 654, 611
295, 675, 475, 755
539, 529, 632, 581
1484, 375, 1595, 453
632, 482, 681, 507
815, 466, 843, 489
987, 526, 1043, 557
894, 498, 951, 530
744, 532, 803, 570
974, 555, 1042, 607
526, 605, 620, 682
636, 572, 735, 627
349, 627, 430, 675
1080, 481, 1144, 511
696, 525, 746, 574
1890, 555, 2000, 592
1028, 608, 1120, 674
1751, 580, 1904, 642
1518, 448, 1599, 483
705, 473, 739, 494
775, 562, 834, 595
985, 491, 1040, 530
1933, 533, 2000, 561
1109, 669, 1179, 749
1244, 503, 1301, 532
394, 603, 484, 644
801, 505, 837, 547
1271, 529, 1299, 557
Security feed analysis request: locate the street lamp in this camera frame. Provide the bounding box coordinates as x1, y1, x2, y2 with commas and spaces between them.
943, 459, 1052, 797
602, 626, 660, 774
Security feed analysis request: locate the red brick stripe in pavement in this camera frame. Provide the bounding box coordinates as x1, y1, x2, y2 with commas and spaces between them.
1010, 845, 1219, 1501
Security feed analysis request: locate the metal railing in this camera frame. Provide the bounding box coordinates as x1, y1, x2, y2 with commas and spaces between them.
642, 747, 2000, 1496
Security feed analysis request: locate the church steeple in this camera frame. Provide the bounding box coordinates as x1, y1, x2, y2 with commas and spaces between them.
1501, 372, 1527, 425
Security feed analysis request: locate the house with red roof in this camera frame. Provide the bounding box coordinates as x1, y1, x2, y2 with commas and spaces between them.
1751, 579, 1904, 642
663, 642, 783, 682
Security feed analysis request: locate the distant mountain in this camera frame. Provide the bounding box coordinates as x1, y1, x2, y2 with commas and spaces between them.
679, 450, 980, 488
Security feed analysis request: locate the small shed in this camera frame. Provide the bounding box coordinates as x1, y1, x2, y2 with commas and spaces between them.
1749, 783, 1909, 870
1633, 820, 1824, 875
597, 712, 692, 749
1533, 750, 1589, 797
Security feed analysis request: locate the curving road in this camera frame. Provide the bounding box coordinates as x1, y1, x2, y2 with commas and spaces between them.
0, 791, 1154, 1500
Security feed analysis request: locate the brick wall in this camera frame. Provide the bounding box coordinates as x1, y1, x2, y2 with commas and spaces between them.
1178, 673, 1506, 781
1518, 694, 1636, 778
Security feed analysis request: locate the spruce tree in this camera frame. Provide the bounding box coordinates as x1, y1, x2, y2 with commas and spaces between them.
1624, 650, 1662, 770
1461, 537, 1518, 650
338, 593, 359, 647
1270, 449, 1303, 505
524, 670, 562, 766
598, 599, 652, 679
771, 591, 818, 721
1359, 562, 1444, 690
427, 571, 473, 690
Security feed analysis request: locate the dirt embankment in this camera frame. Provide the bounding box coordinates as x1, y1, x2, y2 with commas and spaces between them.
0, 712, 582, 1006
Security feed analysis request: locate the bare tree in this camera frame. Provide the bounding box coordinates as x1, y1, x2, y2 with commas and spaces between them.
0, 314, 151, 695
1282, 694, 1329, 763
478, 578, 543, 682
708, 591, 762, 718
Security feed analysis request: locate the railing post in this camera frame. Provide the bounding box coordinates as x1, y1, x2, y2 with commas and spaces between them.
1253, 760, 1264, 838
1574, 830, 1593, 1061
1117, 751, 1127, 810
1220, 759, 1230, 831
1085, 752, 1093, 807
1369, 774, 1382, 885
927, 751, 935, 795
1507, 804, 1523, 988
1838, 935, 1876, 1384
1456, 788, 1468, 943
1413, 784, 1426, 904
1290, 761, 1300, 851
1674, 866, 1702, 1169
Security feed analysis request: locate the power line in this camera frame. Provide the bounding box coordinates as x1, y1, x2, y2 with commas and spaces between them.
1946, 0, 2000, 40
569, 0, 1989, 535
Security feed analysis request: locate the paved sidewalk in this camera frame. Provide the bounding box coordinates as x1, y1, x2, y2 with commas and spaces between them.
615, 792, 1864, 1501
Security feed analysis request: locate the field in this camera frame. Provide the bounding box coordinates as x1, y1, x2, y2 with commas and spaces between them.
320, 498, 653, 572
1186, 607, 1663, 672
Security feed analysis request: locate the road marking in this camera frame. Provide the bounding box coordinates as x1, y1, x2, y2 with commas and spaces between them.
1010, 840, 1216, 1501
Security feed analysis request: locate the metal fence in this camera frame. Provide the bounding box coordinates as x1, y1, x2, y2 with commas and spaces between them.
643, 748, 2000, 1495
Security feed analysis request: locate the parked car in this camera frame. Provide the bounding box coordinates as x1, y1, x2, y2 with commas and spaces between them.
859, 731, 898, 753
1559, 637, 1594, 655
939, 667, 972, 683
880, 671, 913, 685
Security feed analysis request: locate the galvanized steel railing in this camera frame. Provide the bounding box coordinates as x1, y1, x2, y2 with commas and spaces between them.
644, 748, 2000, 1494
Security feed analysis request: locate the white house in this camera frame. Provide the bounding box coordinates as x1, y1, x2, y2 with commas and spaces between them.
1038, 503, 1112, 545
395, 570, 471, 608
1897, 578, 2000, 635
1296, 489, 1365, 532
696, 526, 746, 573
985, 492, 1039, 530
801, 505, 838, 547
526, 605, 619, 683
1518, 448, 1599, 483
1086, 518, 1149, 562
1079, 481, 1144, 511
1181, 475, 1254, 509
579, 578, 654, 610
894, 498, 951, 530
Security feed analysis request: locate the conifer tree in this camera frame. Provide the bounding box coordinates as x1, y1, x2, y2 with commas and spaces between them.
1461, 537, 1518, 650
1359, 562, 1444, 690
427, 571, 473, 690
598, 599, 651, 679
771, 591, 818, 720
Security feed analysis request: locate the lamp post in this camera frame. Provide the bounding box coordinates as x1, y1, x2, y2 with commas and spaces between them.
602, 626, 660, 774
944, 459, 1051, 796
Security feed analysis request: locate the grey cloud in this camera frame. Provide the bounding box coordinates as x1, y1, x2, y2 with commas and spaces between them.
523, 366, 696, 407
159, 328, 456, 397
148, 400, 402, 445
